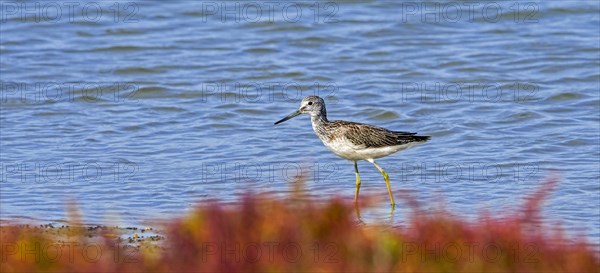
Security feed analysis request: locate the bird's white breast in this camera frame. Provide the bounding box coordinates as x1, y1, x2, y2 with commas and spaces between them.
318, 135, 418, 161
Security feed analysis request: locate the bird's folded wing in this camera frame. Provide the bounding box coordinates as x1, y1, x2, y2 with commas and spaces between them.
338, 122, 424, 149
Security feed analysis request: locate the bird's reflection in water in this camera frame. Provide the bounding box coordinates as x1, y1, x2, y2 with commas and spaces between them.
354, 200, 396, 225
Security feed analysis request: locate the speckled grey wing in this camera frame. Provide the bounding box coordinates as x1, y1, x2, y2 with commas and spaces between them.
336, 121, 430, 148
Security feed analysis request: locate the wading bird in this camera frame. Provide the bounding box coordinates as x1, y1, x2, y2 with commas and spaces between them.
275, 96, 430, 206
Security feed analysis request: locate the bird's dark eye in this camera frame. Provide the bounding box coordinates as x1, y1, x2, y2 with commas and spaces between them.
308, 101, 313, 105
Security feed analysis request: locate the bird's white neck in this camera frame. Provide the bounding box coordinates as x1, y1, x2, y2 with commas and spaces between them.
310, 113, 328, 125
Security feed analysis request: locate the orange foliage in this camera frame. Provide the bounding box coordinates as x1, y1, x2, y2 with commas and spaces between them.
1, 177, 598, 272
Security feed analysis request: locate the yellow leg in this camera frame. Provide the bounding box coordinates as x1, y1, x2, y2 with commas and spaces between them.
354, 161, 361, 202
354, 202, 364, 224
370, 160, 396, 206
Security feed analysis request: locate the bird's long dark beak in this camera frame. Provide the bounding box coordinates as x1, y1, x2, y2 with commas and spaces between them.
274, 109, 302, 125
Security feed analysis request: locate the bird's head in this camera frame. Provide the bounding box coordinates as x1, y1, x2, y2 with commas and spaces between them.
274, 96, 326, 125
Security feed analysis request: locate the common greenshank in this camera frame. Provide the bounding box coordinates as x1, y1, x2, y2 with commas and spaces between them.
274, 96, 430, 206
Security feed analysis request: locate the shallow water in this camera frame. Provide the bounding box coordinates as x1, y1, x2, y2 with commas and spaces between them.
1, 1, 598, 246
